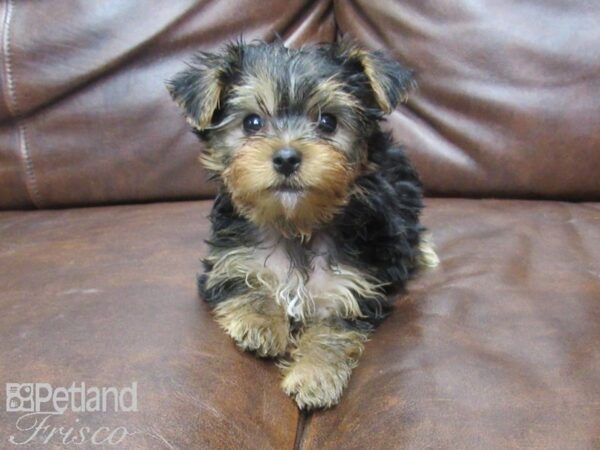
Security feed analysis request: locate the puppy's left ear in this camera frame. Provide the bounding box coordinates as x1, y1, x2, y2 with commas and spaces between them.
167, 43, 243, 129
341, 44, 415, 114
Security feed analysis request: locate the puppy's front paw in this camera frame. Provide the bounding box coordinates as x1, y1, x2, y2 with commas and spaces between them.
214, 300, 290, 357
280, 322, 368, 409
229, 314, 290, 357
281, 360, 351, 410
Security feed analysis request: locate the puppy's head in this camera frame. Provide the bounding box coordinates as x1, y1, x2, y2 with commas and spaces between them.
168, 40, 413, 238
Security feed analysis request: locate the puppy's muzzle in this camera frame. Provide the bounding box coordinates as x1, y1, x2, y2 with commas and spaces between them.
273, 148, 302, 177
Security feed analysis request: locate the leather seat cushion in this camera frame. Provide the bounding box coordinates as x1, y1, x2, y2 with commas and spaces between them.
0, 199, 598, 448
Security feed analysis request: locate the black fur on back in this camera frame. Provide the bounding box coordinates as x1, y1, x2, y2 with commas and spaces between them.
332, 130, 423, 327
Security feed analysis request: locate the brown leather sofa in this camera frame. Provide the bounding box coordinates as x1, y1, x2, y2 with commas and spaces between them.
1, 1, 599, 449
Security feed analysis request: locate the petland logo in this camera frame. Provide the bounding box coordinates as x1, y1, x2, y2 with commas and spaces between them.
6, 382, 138, 414
5, 382, 138, 446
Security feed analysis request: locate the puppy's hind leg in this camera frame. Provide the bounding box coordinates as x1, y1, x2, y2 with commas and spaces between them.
280, 320, 369, 410
417, 233, 440, 269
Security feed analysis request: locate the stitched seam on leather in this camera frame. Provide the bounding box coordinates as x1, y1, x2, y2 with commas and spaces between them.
2, 0, 43, 208
2, 0, 16, 116
0, 1, 12, 116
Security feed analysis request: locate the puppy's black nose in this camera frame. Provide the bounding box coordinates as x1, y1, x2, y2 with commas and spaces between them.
272, 148, 301, 177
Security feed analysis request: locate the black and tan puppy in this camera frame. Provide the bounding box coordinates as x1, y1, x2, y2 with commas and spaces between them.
168, 40, 438, 409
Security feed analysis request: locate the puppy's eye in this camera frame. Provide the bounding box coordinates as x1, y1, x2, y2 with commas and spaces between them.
243, 114, 264, 133
317, 113, 337, 133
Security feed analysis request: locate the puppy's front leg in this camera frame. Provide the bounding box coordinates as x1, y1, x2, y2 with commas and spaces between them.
280, 320, 369, 409
212, 291, 290, 358
200, 242, 291, 357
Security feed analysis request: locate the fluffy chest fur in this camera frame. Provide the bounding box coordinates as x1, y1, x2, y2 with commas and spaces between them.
200, 230, 384, 323
247, 232, 384, 322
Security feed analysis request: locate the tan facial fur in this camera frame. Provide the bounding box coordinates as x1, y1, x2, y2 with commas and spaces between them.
222, 138, 358, 238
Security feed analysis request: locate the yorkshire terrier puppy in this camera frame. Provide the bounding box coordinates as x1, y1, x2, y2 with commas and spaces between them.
168, 40, 438, 410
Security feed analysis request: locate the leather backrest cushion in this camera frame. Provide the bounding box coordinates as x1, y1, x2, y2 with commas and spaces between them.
337, 0, 600, 199
0, 0, 334, 209
1, 1, 599, 209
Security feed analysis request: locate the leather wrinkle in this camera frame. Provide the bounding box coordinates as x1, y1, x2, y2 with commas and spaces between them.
278, 0, 333, 41
0, 2, 206, 127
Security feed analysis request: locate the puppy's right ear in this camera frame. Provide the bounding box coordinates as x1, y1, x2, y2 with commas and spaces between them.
167, 43, 243, 130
